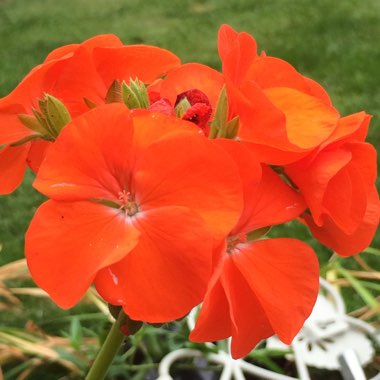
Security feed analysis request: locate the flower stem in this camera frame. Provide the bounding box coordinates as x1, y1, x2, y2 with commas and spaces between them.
85, 309, 127, 380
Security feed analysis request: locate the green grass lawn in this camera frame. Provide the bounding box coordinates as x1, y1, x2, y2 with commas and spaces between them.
0, 0, 379, 378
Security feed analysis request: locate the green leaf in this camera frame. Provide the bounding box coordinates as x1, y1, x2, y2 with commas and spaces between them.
224, 115, 240, 138
69, 317, 83, 350
209, 85, 228, 138
337, 265, 380, 308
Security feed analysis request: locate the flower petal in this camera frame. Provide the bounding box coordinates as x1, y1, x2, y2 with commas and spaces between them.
304, 187, 380, 256
25, 200, 140, 308
218, 24, 257, 86
232, 238, 319, 344
0, 144, 29, 194
44, 34, 122, 62
189, 275, 232, 343
94, 206, 213, 322
264, 87, 339, 150
222, 257, 273, 359
213, 139, 262, 235
237, 165, 305, 233
133, 133, 243, 240
34, 104, 133, 202
93, 45, 180, 89
323, 112, 371, 146
159, 63, 224, 110
286, 148, 352, 225
27, 139, 51, 173
245, 56, 310, 92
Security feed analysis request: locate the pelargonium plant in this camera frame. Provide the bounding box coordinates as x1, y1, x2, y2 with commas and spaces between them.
0, 24, 378, 379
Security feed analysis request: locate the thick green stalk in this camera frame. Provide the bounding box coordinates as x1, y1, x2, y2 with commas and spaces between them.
85, 310, 127, 380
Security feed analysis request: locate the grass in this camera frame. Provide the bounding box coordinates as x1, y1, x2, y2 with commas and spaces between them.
0, 0, 379, 378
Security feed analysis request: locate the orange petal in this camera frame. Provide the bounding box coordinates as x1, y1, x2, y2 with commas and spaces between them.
159, 63, 224, 110
133, 133, 243, 240
304, 187, 380, 256
222, 257, 273, 359
190, 272, 232, 343
0, 144, 29, 194
245, 56, 310, 92
130, 110, 199, 156
27, 139, 51, 173
286, 147, 352, 225
34, 104, 133, 202
45, 46, 107, 116
264, 87, 339, 150
94, 206, 213, 322
213, 139, 262, 235
322, 163, 367, 234
218, 24, 257, 86
0, 104, 34, 145
236, 165, 305, 234
232, 238, 319, 345
303, 77, 332, 106
322, 112, 371, 146
227, 79, 307, 163
0, 61, 56, 113
44, 34, 122, 62
25, 200, 140, 308
93, 45, 181, 89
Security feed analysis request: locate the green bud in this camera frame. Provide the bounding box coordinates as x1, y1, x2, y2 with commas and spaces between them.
224, 116, 240, 139
18, 114, 47, 135
175, 97, 191, 118
45, 94, 71, 136
209, 85, 228, 139
83, 97, 97, 109
122, 78, 149, 109
105, 80, 123, 104
122, 82, 140, 109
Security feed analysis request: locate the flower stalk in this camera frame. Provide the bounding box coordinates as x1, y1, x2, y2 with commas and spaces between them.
85, 309, 127, 380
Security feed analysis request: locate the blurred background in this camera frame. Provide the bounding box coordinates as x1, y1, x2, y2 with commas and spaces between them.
0, 0, 379, 379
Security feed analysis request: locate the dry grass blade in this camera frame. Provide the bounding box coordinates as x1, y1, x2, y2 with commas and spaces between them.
0, 331, 82, 374
353, 255, 375, 271
0, 259, 29, 282
346, 270, 380, 281
9, 288, 49, 297
86, 288, 113, 322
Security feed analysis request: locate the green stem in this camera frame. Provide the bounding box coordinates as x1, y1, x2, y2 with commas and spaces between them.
85, 310, 127, 380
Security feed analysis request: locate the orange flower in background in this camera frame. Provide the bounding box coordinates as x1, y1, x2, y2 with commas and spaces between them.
25, 104, 244, 322
286, 112, 380, 256
0, 34, 180, 194
190, 140, 319, 359
218, 24, 340, 165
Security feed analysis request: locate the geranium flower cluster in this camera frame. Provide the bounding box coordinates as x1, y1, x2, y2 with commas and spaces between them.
1, 25, 378, 359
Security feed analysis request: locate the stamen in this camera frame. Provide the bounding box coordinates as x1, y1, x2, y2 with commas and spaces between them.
227, 233, 247, 254
118, 190, 139, 216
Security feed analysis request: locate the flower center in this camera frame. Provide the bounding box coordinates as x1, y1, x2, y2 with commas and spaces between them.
118, 190, 139, 216
226, 233, 247, 255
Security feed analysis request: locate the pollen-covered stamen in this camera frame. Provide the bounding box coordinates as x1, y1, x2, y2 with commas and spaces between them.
118, 190, 139, 216
227, 233, 247, 254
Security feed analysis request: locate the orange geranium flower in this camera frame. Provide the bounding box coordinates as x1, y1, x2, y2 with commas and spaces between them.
190, 140, 319, 358
285, 112, 380, 256
25, 104, 244, 322
218, 24, 340, 165
0, 35, 180, 194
